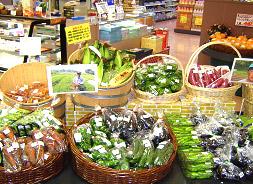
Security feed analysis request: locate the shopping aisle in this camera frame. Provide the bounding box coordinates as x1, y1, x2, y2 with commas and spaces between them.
155, 20, 200, 68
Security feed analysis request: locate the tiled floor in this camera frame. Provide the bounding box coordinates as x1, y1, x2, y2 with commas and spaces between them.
155, 20, 200, 68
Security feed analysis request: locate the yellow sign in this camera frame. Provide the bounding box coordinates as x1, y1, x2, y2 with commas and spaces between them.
195, 17, 203, 26
65, 23, 91, 44
180, 14, 187, 24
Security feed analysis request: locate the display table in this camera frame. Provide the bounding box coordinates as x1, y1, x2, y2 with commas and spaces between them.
46, 154, 253, 184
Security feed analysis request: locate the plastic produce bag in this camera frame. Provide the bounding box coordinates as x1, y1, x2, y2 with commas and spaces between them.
133, 106, 155, 131
2, 142, 22, 172
150, 113, 169, 147
74, 124, 92, 152
153, 141, 173, 166
216, 162, 245, 181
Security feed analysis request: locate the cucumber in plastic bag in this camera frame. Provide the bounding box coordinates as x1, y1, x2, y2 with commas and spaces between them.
153, 141, 173, 166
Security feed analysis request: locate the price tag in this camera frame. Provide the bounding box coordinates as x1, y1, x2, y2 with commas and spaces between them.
180, 14, 187, 24
195, 17, 203, 26
65, 23, 91, 44
19, 37, 41, 56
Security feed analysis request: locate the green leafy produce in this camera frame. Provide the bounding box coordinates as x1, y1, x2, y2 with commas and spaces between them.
89, 116, 109, 134
184, 170, 213, 179
153, 141, 173, 166
135, 62, 182, 96
183, 162, 214, 172
82, 44, 91, 64
180, 152, 213, 164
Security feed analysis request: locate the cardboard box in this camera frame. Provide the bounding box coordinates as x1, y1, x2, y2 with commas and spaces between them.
141, 36, 163, 54
176, 12, 193, 30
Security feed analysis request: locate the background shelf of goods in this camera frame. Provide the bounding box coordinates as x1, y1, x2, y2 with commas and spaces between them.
191, 0, 204, 32
144, 0, 178, 21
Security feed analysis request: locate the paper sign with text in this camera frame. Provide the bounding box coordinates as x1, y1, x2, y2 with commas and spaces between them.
95, 2, 109, 15
19, 37, 41, 56
235, 13, 253, 28
65, 23, 91, 44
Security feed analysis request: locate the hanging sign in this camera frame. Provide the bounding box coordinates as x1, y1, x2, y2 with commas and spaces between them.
19, 37, 41, 56
180, 14, 187, 24
65, 23, 91, 44
235, 13, 253, 28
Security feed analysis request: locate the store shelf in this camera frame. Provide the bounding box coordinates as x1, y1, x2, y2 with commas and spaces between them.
178, 3, 195, 7
167, 4, 178, 7
0, 34, 22, 41
145, 3, 166, 6
152, 9, 173, 13
156, 16, 177, 22
174, 28, 201, 35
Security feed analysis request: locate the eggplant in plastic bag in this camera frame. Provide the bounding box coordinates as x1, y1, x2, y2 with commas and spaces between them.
133, 106, 155, 131
216, 162, 245, 181
150, 114, 169, 148
190, 102, 208, 125
117, 109, 138, 144
101, 108, 119, 132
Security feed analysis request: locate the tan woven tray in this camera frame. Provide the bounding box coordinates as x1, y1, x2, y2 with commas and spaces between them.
0, 153, 64, 184
133, 54, 185, 103
68, 111, 178, 184
185, 41, 242, 101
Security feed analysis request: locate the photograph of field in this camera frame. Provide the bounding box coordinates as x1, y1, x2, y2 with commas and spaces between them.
47, 64, 98, 95
231, 58, 253, 84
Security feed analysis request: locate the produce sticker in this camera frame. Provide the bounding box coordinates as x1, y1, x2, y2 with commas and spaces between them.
235, 13, 253, 28
65, 23, 91, 45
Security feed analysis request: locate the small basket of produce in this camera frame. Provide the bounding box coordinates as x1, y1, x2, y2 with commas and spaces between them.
68, 41, 135, 108
185, 41, 241, 101
0, 106, 67, 184
133, 54, 185, 103
0, 62, 66, 118
68, 107, 177, 184
208, 24, 253, 57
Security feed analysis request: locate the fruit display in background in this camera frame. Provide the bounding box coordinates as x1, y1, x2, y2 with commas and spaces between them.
207, 24, 232, 37
210, 32, 253, 51
69, 41, 134, 87
73, 107, 174, 170
188, 65, 232, 88
135, 62, 183, 96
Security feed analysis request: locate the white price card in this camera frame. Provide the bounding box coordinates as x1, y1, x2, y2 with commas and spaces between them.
19, 37, 41, 56
116, 5, 124, 14
95, 2, 109, 15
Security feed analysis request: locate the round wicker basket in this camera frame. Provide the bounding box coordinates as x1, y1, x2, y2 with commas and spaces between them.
0, 153, 64, 184
68, 111, 178, 184
185, 41, 241, 101
0, 62, 53, 109
133, 54, 185, 103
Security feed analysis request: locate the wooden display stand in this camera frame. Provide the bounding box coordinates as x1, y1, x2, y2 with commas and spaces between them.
176, 12, 193, 30
199, 0, 253, 65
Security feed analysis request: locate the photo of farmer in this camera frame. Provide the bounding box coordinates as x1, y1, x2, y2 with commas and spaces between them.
248, 64, 253, 82
231, 58, 253, 84
72, 72, 85, 91
47, 64, 98, 95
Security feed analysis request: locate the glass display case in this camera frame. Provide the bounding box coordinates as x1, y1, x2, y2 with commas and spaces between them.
0, 15, 66, 72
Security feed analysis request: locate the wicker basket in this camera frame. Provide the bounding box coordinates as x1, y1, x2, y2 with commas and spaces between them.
68, 111, 178, 184
242, 84, 253, 117
185, 41, 241, 101
0, 62, 54, 110
133, 54, 185, 103
68, 48, 135, 108
0, 153, 64, 184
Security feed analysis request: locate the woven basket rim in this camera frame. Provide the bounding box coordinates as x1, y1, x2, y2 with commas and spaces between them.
68, 111, 178, 175
133, 54, 185, 100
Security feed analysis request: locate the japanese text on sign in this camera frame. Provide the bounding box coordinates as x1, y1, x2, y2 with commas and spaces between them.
235, 13, 253, 28
195, 17, 202, 26
180, 14, 187, 24
65, 23, 91, 44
